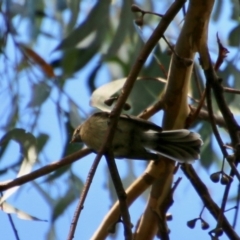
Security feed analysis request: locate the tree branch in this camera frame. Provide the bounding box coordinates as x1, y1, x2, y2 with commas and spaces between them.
92, 0, 186, 239
181, 164, 240, 240
0, 148, 91, 191
136, 1, 215, 239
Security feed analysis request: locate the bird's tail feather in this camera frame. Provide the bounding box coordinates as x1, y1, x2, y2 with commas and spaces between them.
145, 130, 203, 163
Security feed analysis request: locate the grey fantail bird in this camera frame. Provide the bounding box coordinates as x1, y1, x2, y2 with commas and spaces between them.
71, 112, 203, 163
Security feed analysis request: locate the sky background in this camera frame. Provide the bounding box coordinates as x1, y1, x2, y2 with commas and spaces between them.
0, 0, 239, 240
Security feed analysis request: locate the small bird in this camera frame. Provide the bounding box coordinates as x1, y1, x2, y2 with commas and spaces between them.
71, 112, 203, 163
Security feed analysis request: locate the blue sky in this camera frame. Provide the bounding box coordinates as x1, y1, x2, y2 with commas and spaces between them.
0, 1, 240, 239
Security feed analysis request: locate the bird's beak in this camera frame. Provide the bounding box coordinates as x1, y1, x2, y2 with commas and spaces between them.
71, 134, 81, 143
71, 131, 82, 143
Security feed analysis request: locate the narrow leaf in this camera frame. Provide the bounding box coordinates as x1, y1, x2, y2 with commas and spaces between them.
28, 82, 51, 108
55, 0, 110, 51
0, 129, 37, 203
0, 202, 46, 221
20, 44, 55, 78
91, 77, 165, 115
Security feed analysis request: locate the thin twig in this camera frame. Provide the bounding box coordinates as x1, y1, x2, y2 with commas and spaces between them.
185, 90, 206, 128
162, 35, 193, 67
205, 82, 228, 158
224, 87, 240, 94
233, 184, 240, 228
110, 0, 187, 120
0, 191, 20, 240
138, 99, 165, 120
203, 53, 240, 154
205, 69, 240, 231
90, 1, 187, 239
7, 214, 20, 240
217, 182, 232, 230
0, 148, 91, 191
181, 164, 240, 240
203, 53, 240, 181
105, 151, 132, 240
201, 50, 240, 238
189, 106, 226, 127
67, 151, 103, 240
86, 1, 187, 239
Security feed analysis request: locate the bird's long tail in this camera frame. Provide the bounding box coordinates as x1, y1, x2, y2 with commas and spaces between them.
144, 130, 203, 163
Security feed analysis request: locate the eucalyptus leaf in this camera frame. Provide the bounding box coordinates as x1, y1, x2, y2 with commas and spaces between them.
106, 0, 133, 57
91, 77, 166, 115
229, 25, 240, 47
67, 0, 81, 32
52, 175, 83, 221
55, 0, 111, 51
212, 0, 222, 22
28, 82, 51, 108
69, 100, 82, 128
133, 21, 163, 65
1, 202, 47, 221
199, 123, 219, 168
0, 129, 37, 203
51, 33, 101, 75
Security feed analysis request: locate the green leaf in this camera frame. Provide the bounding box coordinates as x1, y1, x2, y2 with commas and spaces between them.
106, 0, 133, 57
133, 22, 168, 78
52, 174, 83, 221
36, 133, 49, 153
230, 0, 240, 20
69, 100, 82, 129
229, 25, 240, 47
87, 61, 102, 93
66, 0, 81, 32
199, 123, 218, 169
91, 77, 165, 115
1, 202, 47, 221
212, 0, 223, 22
56, 0, 67, 11
51, 39, 100, 75
45, 166, 70, 183
0, 128, 37, 157
0, 129, 37, 203
62, 113, 83, 157
55, 0, 111, 51
219, 63, 240, 111
28, 82, 51, 108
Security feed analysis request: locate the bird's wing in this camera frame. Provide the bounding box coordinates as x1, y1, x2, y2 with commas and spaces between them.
119, 114, 162, 132
92, 112, 162, 132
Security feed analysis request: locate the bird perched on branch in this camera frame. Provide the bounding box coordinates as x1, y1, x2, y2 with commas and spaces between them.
71, 112, 203, 163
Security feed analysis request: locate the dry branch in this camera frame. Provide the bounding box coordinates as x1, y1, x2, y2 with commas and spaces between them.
135, 1, 215, 239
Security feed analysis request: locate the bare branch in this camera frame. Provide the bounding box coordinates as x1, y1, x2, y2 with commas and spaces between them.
136, 1, 215, 239
0, 148, 91, 192
68, 150, 102, 240
92, 0, 186, 238
181, 164, 239, 240
105, 151, 132, 239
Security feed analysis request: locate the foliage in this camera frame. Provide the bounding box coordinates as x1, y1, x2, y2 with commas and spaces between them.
0, 0, 240, 240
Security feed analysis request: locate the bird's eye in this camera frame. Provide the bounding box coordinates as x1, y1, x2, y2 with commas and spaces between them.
76, 127, 82, 135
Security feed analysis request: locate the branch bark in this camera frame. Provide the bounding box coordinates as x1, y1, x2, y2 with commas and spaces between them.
91, 0, 186, 238
0, 148, 91, 191
135, 1, 215, 239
